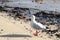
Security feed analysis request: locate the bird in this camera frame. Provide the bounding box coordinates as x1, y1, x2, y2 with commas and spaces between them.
30, 15, 47, 36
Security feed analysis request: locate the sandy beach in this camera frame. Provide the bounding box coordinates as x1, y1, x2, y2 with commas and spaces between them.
0, 12, 59, 40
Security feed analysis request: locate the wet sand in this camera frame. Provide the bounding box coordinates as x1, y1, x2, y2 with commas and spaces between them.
0, 12, 59, 40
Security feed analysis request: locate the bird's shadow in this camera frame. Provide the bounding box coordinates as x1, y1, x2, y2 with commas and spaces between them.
0, 34, 32, 38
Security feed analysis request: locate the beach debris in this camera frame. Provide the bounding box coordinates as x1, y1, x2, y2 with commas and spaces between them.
0, 6, 4, 12
33, 11, 60, 26
24, 9, 31, 21
1, 29, 3, 31
50, 34, 53, 36
49, 30, 58, 34
0, 32, 2, 34
25, 27, 32, 33
55, 34, 60, 38
29, 29, 32, 33
3, 7, 26, 20
24, 26, 26, 27
41, 25, 59, 37
25, 28, 28, 30
12, 22, 15, 24
40, 36, 42, 37
20, 22, 22, 24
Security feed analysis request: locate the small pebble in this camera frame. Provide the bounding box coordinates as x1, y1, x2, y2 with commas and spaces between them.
1, 15, 3, 16
55, 34, 60, 38
29, 30, 32, 33
48, 36, 51, 39
1, 29, 3, 31
25, 28, 28, 30
0, 32, 2, 34
50, 34, 53, 36
17, 18, 20, 21
21, 22, 22, 24
12, 22, 15, 24
40, 36, 42, 37
24, 26, 26, 27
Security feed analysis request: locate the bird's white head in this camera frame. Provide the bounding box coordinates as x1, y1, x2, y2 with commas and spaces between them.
31, 15, 35, 20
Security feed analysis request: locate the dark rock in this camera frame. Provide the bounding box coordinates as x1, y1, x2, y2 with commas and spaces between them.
21, 22, 22, 24
50, 30, 58, 34
46, 27, 49, 29
1, 29, 3, 31
40, 36, 42, 37
25, 28, 28, 30
50, 34, 53, 36
55, 34, 60, 38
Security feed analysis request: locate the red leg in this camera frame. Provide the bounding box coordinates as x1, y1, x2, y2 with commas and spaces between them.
33, 30, 39, 36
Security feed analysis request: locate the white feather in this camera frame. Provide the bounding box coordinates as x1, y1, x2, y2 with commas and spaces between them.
31, 15, 46, 30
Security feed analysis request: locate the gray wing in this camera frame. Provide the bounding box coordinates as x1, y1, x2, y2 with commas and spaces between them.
30, 21, 42, 30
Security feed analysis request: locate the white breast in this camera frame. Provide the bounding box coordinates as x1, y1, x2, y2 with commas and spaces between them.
30, 15, 46, 30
